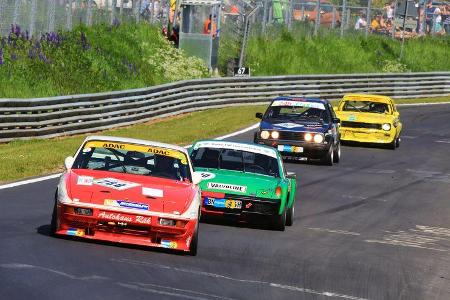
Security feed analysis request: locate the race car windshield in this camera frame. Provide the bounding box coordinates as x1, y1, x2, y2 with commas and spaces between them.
264, 105, 329, 123
191, 147, 280, 178
72, 141, 191, 181
342, 101, 390, 114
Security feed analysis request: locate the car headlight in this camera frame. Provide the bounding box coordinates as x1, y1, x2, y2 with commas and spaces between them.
382, 123, 391, 131
304, 133, 313, 141
271, 131, 279, 139
313, 134, 324, 143
260, 131, 270, 139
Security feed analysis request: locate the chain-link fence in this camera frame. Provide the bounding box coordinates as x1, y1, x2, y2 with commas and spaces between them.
0, 0, 180, 37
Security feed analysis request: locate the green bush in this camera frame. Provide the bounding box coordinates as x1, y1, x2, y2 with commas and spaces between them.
0, 23, 209, 98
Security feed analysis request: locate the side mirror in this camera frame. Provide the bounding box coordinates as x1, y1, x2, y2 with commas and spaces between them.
64, 156, 75, 170
255, 112, 263, 119
333, 106, 339, 111
192, 172, 203, 185
393, 111, 399, 116
286, 171, 296, 179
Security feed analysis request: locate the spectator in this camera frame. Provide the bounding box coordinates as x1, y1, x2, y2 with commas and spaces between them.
425, 1, 435, 33
433, 7, 444, 34
355, 13, 367, 30
443, 4, 450, 34
371, 14, 386, 32
203, 15, 217, 37
384, 2, 394, 21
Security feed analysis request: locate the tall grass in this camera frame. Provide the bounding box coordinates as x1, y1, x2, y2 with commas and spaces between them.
0, 23, 209, 98
245, 27, 450, 75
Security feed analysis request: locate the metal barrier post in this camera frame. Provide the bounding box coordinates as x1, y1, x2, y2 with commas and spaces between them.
422, 1, 426, 34
262, 0, 268, 34
392, 0, 397, 38
111, 0, 117, 25
332, 6, 336, 29
13, 0, 21, 25
431, 13, 436, 35
120, 0, 124, 20
340, 0, 346, 36
314, 0, 320, 36
346, 8, 350, 29
400, 0, 410, 58
365, 0, 371, 38
48, 0, 56, 32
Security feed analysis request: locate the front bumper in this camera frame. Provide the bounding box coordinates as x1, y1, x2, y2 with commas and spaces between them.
255, 138, 331, 159
200, 192, 281, 218
55, 202, 197, 252
340, 127, 396, 144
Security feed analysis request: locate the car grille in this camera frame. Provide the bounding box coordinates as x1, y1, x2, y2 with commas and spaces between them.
224, 194, 280, 216
276, 131, 305, 141
341, 121, 381, 130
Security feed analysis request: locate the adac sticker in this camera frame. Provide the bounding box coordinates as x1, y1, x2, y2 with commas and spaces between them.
161, 240, 178, 249
104, 199, 149, 210
93, 178, 140, 190
84, 141, 187, 164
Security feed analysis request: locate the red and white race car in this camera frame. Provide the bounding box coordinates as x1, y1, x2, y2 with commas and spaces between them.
51, 136, 203, 255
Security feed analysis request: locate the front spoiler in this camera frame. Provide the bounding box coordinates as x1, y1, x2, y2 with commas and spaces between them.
255, 138, 330, 159
340, 128, 396, 144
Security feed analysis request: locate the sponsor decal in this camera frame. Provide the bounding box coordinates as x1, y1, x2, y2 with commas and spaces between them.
104, 199, 149, 210
93, 178, 140, 190
97, 212, 151, 225
77, 176, 93, 186
245, 203, 252, 209
348, 115, 357, 121
207, 182, 247, 193
66, 228, 85, 237
161, 240, 178, 249
142, 187, 164, 198
84, 141, 187, 164
193, 141, 277, 158
274, 122, 304, 129
82, 147, 92, 153
200, 172, 216, 180
271, 100, 325, 110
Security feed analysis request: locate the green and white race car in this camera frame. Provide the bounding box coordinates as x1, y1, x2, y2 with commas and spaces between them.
189, 140, 297, 231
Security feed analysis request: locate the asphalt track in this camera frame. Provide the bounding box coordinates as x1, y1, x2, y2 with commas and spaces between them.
1, 104, 450, 300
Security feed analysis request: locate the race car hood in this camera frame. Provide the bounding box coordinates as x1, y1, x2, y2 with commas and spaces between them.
260, 120, 328, 133
65, 169, 195, 215
336, 111, 395, 124
196, 168, 281, 198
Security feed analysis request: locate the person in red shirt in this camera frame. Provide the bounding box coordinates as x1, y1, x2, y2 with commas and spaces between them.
203, 15, 217, 37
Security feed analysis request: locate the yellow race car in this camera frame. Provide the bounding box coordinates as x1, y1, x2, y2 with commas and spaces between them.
334, 94, 402, 149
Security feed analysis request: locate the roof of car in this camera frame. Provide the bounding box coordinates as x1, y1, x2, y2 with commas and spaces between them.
342, 94, 394, 104
83, 135, 188, 154
273, 96, 331, 105
191, 140, 279, 158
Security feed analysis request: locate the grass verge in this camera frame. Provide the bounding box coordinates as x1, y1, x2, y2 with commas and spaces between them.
0, 105, 265, 183
0, 96, 448, 184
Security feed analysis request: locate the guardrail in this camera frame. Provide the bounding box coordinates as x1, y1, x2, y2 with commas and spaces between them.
1, 72, 449, 142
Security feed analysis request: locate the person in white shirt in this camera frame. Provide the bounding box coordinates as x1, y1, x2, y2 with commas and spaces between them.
355, 13, 367, 30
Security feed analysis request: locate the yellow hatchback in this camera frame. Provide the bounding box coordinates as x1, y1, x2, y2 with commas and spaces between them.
334, 94, 402, 149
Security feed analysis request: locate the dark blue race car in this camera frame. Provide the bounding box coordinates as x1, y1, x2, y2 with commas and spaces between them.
254, 96, 341, 166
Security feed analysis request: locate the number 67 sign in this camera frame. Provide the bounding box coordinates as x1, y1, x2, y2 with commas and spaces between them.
233, 67, 250, 77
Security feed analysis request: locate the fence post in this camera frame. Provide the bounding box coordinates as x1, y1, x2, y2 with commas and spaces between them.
365, 0, 371, 38
332, 6, 336, 29
29, 0, 37, 37
314, 0, 320, 36
400, 0, 410, 58
431, 13, 436, 35
111, 0, 117, 25
422, 1, 426, 34
392, 0, 397, 39
120, 0, 124, 21
13, 0, 21, 25
67, 0, 73, 30
340, 0, 346, 36
262, 0, 268, 34
48, 0, 56, 32
87, 0, 93, 26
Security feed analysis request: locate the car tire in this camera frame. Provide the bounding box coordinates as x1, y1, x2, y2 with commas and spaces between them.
395, 137, 400, 148
272, 209, 286, 231
333, 142, 341, 163
322, 145, 334, 166
286, 204, 294, 226
253, 132, 258, 143
388, 138, 396, 150
188, 221, 199, 256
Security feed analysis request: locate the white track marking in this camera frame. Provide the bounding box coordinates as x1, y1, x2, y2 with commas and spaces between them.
112, 258, 368, 300
364, 169, 396, 174
0, 263, 109, 280
397, 102, 450, 107
118, 282, 236, 300
0, 174, 62, 191
0, 123, 260, 191
308, 227, 361, 236
365, 225, 450, 252
401, 135, 417, 139
435, 140, 450, 144
342, 195, 367, 200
